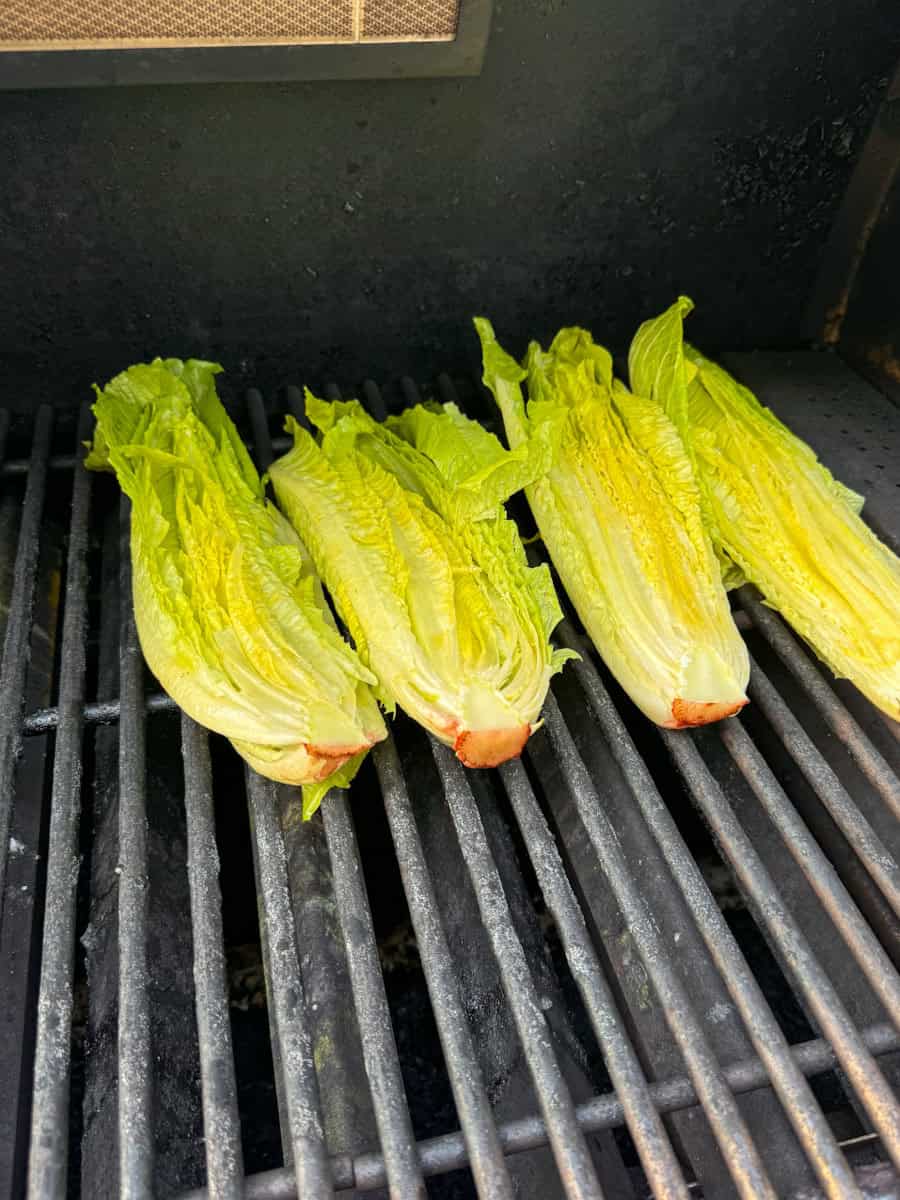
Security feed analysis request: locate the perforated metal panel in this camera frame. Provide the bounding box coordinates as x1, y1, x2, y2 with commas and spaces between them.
0, 0, 458, 50
363, 0, 459, 40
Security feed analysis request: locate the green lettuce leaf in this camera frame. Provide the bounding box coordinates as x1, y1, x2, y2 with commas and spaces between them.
269, 394, 570, 766
478, 316, 749, 728
630, 299, 900, 720
86, 359, 386, 815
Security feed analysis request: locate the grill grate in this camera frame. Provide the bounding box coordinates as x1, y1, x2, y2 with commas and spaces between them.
2, 355, 899, 1199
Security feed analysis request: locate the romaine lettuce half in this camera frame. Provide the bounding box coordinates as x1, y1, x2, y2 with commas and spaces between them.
268, 394, 572, 766
86, 358, 386, 815
477, 317, 750, 728
630, 297, 900, 720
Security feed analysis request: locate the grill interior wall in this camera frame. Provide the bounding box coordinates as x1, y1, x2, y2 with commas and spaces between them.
1, 1, 898, 411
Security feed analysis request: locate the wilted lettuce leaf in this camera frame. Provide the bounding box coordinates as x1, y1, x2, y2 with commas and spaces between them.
269, 394, 570, 766
477, 317, 749, 728
630, 298, 900, 721
86, 358, 385, 814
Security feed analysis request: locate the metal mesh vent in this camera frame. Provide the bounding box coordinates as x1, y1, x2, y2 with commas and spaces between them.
0, 0, 458, 49
363, 0, 459, 40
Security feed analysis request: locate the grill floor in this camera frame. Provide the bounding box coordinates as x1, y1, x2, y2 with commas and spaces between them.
1, 351, 899, 1200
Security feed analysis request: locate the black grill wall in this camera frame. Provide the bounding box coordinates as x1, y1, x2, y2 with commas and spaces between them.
1, 0, 899, 410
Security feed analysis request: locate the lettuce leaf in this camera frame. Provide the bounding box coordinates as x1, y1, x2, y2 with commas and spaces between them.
630, 298, 900, 720
268, 394, 570, 766
478, 317, 749, 728
86, 359, 386, 813
628, 295, 747, 589
387, 399, 578, 679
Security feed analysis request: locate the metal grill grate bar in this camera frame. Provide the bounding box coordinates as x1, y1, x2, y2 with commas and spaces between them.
27, 405, 93, 1200
0, 404, 53, 912
247, 771, 333, 1193
746, 652, 900, 916
374, 736, 516, 1199
719, 718, 900, 1024
117, 496, 154, 1196
181, 715, 244, 1198
323, 794, 425, 1196
22, 691, 176, 736
497, 757, 690, 1200
430, 740, 606, 1200
562, 624, 866, 1199
246, 389, 274, 471
662, 727, 900, 1173
181, 1021, 900, 1198
542, 693, 776, 1200
1, 450, 75, 478
738, 586, 900, 821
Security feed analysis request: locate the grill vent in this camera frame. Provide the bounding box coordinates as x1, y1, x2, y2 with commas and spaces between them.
363, 0, 458, 39
0, 0, 459, 50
